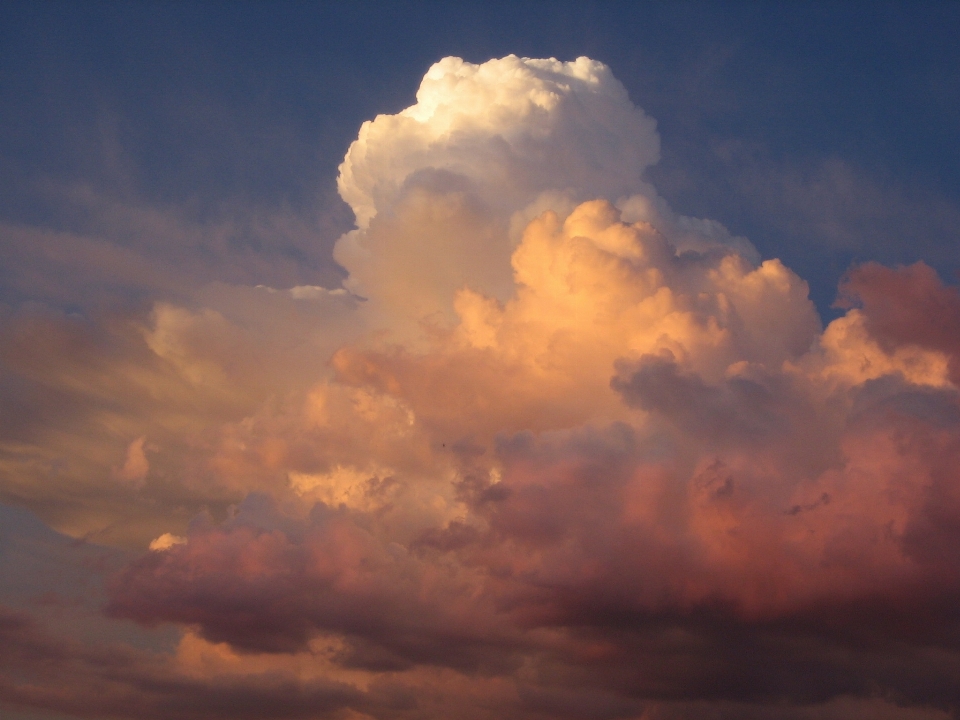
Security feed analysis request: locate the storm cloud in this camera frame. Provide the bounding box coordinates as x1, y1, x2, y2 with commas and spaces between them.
3, 55, 960, 720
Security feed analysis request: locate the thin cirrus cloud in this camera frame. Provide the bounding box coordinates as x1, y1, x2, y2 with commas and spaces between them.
3, 55, 960, 720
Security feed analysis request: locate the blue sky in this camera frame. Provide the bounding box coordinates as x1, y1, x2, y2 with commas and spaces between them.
3, 2, 958, 313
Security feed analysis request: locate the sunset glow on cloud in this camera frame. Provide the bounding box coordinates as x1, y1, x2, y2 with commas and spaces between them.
3, 49, 960, 720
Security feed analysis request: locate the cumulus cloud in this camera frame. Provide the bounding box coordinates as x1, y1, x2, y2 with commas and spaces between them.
337, 55, 660, 232
4, 55, 960, 720
334, 55, 754, 330
838, 261, 960, 383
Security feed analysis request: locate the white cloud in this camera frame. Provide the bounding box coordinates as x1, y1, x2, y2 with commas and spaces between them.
334, 55, 757, 329
337, 55, 660, 231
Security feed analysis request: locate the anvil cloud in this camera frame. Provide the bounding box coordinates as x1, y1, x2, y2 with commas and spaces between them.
3, 55, 960, 720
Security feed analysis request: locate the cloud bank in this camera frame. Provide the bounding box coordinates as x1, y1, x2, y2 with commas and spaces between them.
3, 55, 960, 720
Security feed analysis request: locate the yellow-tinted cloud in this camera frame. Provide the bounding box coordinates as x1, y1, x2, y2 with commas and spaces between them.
3, 55, 960, 720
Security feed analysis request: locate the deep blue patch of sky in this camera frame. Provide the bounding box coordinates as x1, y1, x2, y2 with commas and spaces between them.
2, 1, 958, 317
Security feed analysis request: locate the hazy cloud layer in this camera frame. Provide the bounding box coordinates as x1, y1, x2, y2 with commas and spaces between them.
4, 56, 960, 720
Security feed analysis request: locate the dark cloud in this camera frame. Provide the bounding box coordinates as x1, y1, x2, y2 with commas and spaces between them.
0, 605, 366, 720
840, 261, 960, 383
107, 497, 523, 672
611, 351, 790, 445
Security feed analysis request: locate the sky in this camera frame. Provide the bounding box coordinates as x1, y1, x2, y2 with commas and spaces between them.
2, 2, 960, 719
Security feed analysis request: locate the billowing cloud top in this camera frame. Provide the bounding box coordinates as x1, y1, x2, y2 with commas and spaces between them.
338, 55, 659, 230
3, 56, 960, 720
335, 55, 750, 330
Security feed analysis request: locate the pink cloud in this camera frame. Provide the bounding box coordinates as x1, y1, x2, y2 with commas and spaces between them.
840, 261, 960, 382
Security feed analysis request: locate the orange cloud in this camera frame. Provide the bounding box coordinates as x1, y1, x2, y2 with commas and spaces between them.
4, 55, 960, 720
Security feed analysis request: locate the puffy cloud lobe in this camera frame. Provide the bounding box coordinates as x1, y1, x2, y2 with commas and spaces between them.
839, 261, 960, 383
107, 496, 517, 670
612, 351, 798, 447
337, 55, 660, 231
333, 56, 752, 329
490, 401, 960, 622
329, 200, 818, 446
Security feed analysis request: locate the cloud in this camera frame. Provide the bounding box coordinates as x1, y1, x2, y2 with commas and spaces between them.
149, 532, 186, 551
105, 194, 960, 715
116, 436, 150, 483
4, 55, 960, 719
0, 604, 368, 720
0, 189, 344, 310
838, 261, 960, 383
333, 55, 755, 330
337, 55, 660, 232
